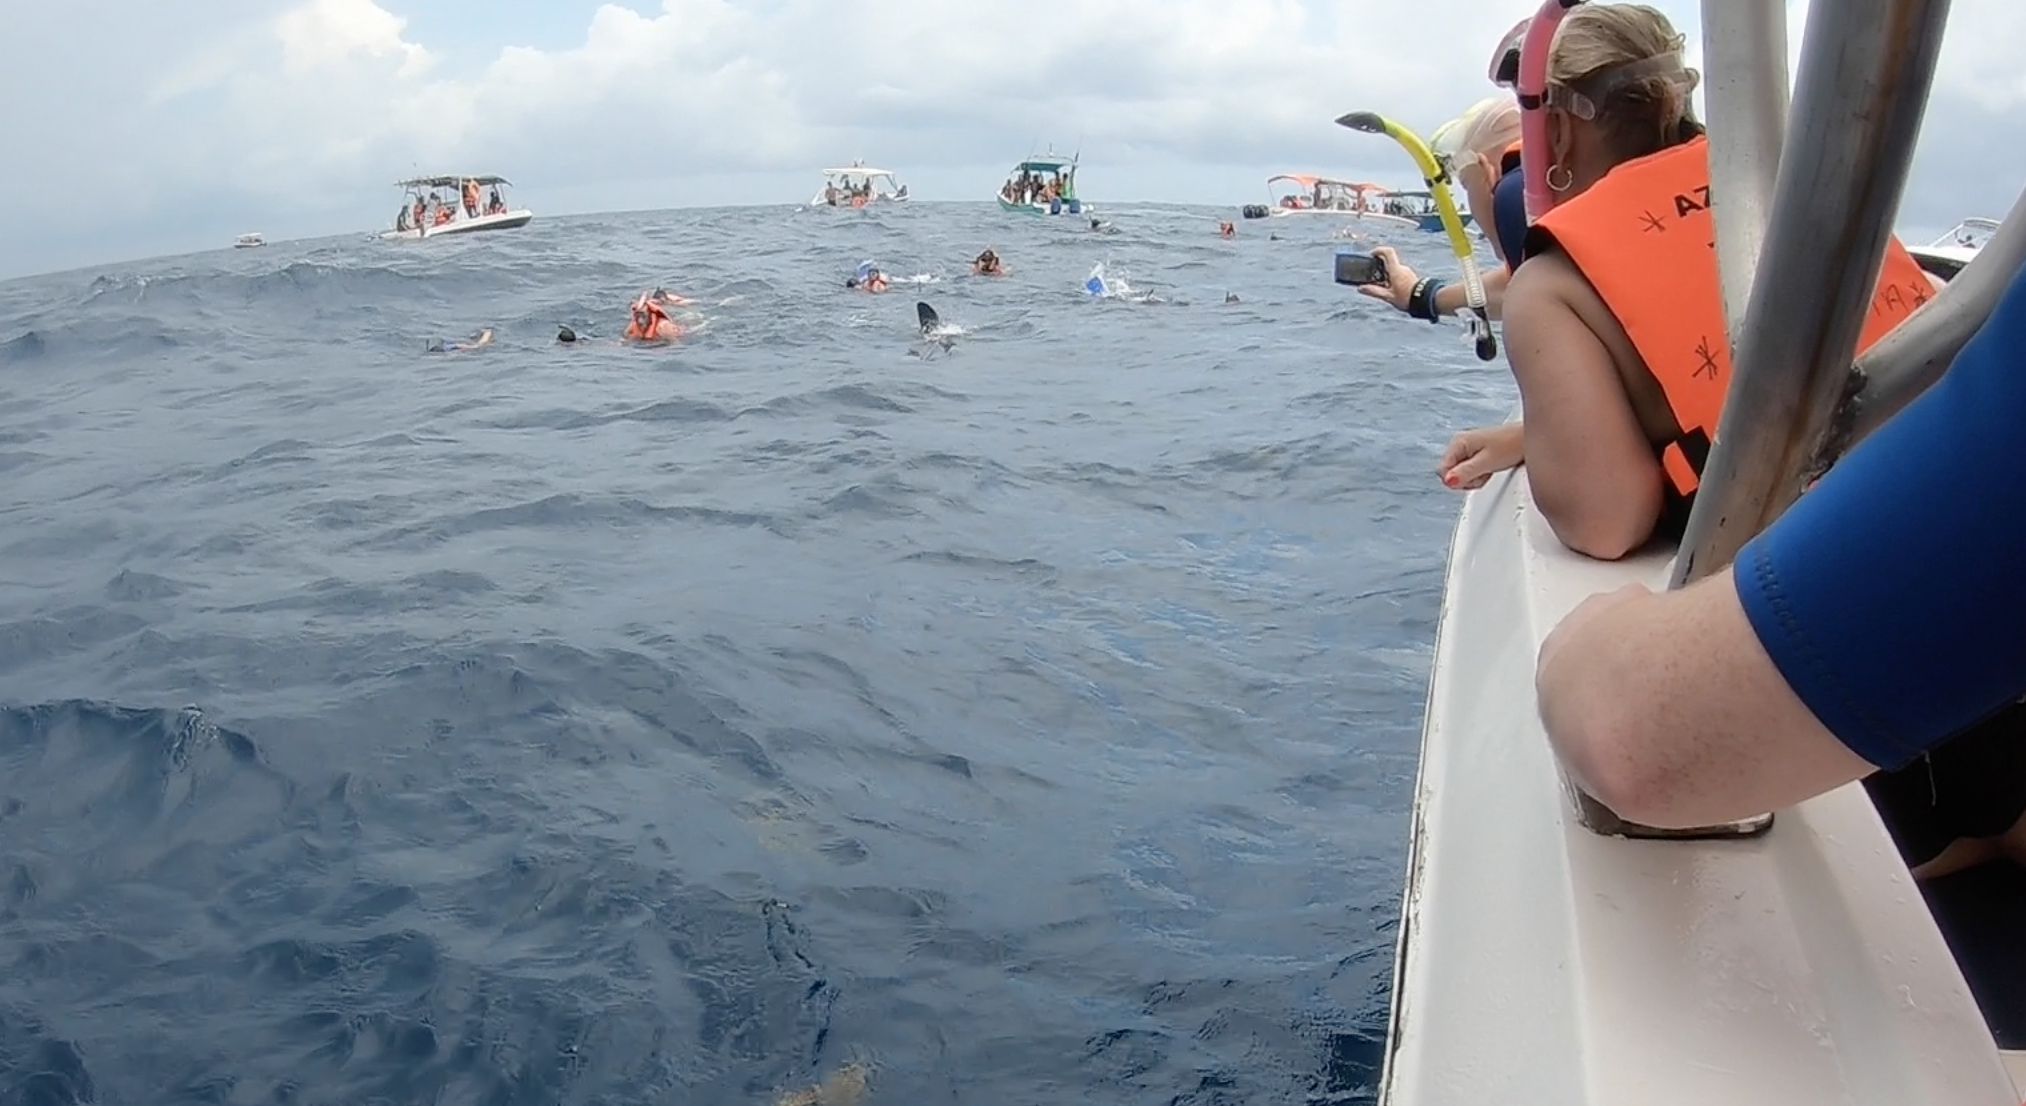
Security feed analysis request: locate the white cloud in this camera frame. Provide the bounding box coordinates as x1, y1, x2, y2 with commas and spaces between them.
274, 0, 434, 78
0, 0, 2018, 278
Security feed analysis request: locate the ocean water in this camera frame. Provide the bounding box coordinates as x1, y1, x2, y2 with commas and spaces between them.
0, 202, 1513, 1105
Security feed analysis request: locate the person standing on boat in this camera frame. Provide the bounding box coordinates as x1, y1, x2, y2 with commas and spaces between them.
1431, 4, 1928, 559
1536, 262, 2026, 845
461, 178, 480, 219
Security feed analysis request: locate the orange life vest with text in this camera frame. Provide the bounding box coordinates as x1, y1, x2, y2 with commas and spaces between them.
1530, 135, 1934, 497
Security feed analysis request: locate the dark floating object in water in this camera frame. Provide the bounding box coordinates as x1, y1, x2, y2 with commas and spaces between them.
557, 325, 578, 343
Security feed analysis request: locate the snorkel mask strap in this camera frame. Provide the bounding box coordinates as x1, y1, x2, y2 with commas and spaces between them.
1543, 52, 1698, 121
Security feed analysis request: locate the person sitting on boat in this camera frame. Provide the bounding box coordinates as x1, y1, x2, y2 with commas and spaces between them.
395, 204, 412, 233
971, 248, 1003, 276
1431, 3, 1929, 560
1361, 94, 1524, 322
1535, 262, 2026, 850
625, 290, 687, 343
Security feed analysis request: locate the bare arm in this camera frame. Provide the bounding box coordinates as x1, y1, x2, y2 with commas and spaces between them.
1536, 575, 1879, 828
1434, 265, 1509, 320
1501, 253, 1665, 560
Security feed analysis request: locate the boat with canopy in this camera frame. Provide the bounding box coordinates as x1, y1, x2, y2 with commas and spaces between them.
811, 161, 909, 207
381, 175, 532, 240
1240, 175, 1420, 228
1381, 1, 2026, 1103
997, 150, 1085, 216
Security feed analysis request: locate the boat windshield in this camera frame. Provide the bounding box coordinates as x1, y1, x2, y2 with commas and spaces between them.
1929, 217, 1999, 251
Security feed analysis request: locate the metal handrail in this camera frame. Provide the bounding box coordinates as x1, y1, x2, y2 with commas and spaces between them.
1670, 0, 1954, 589
1700, 0, 1790, 350
1834, 182, 2026, 453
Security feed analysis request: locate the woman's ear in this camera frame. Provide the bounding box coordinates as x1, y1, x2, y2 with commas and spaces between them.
1547, 109, 1578, 166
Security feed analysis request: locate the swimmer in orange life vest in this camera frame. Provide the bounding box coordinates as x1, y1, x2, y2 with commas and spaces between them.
624, 290, 689, 343
1438, 4, 1932, 561
845, 262, 889, 292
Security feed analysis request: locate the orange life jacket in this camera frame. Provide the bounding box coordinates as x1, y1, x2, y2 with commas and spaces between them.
1530, 135, 1933, 497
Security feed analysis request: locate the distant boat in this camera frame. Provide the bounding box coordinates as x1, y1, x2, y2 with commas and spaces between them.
1905, 216, 1999, 281
812, 161, 908, 207
1381, 190, 1475, 234
1241, 175, 1419, 229
382, 175, 533, 240
233, 233, 266, 249
997, 149, 1086, 216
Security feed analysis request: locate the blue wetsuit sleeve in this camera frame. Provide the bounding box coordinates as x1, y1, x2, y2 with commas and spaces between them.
1735, 266, 2026, 769
1493, 167, 1528, 271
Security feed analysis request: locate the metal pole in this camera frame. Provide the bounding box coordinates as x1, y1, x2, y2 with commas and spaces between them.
1835, 183, 2026, 452
1670, 0, 1952, 588
1700, 0, 1789, 350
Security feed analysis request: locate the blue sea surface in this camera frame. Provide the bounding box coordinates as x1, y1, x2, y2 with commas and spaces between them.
0, 202, 1513, 1104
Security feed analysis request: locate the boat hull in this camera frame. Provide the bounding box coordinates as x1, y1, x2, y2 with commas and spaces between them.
381, 209, 533, 240
998, 196, 1086, 216
1383, 463, 2017, 1106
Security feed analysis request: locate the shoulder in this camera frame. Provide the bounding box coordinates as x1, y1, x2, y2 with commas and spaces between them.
1504, 248, 1584, 325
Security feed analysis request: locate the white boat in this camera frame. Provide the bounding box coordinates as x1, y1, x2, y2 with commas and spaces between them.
1381, 4, 2024, 1104
1906, 217, 1999, 281
1239, 175, 1418, 228
997, 150, 1087, 216
381, 175, 533, 240
811, 161, 908, 207
233, 233, 265, 249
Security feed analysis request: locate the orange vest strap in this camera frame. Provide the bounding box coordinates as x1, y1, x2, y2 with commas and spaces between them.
1531, 135, 1933, 497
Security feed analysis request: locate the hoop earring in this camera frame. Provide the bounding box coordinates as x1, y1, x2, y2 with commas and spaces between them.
1547, 164, 1575, 192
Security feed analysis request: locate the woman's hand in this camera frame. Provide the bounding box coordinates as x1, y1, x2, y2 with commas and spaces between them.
1438, 422, 1525, 489
1357, 246, 1418, 312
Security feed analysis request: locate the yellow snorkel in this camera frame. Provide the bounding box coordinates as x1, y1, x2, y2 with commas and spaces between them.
1335, 111, 1498, 362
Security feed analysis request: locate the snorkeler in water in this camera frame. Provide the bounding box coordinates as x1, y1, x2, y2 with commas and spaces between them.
624, 290, 688, 343
426, 328, 494, 353
970, 248, 1004, 276
845, 261, 890, 293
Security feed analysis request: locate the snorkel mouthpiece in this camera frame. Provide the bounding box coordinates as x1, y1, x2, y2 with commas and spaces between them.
1334, 111, 1388, 135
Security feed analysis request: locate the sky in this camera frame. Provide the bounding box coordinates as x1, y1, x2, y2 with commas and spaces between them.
1, 0, 2021, 281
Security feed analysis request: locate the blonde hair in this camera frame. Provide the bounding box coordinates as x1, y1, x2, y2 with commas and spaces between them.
1548, 3, 1700, 159
1434, 95, 1522, 164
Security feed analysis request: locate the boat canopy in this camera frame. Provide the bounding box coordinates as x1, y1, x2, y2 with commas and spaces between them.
1268, 174, 1388, 193
397, 175, 511, 189
1014, 157, 1075, 173
822, 166, 896, 179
